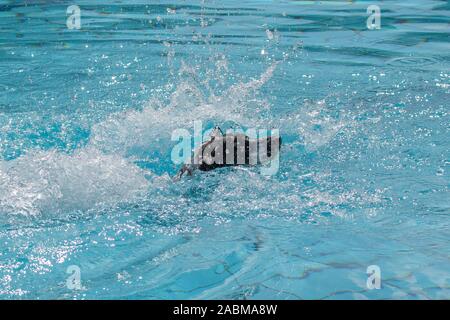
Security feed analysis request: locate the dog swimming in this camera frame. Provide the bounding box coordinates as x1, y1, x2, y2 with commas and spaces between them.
174, 126, 282, 180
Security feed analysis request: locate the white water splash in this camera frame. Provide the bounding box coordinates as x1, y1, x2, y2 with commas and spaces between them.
0, 147, 149, 216
0, 61, 279, 216
89, 61, 279, 156
0, 59, 361, 217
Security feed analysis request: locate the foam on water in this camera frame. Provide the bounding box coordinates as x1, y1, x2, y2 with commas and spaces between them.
0, 59, 358, 219
0, 59, 278, 216
0, 147, 149, 216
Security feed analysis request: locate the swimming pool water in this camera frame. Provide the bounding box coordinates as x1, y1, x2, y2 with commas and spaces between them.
0, 0, 449, 299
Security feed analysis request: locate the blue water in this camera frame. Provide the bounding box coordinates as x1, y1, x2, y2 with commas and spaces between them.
0, 0, 449, 299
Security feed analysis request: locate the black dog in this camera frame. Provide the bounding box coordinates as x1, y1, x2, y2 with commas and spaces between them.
175, 126, 281, 179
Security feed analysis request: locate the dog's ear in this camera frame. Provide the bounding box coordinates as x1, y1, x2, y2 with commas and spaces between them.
209, 126, 223, 141
173, 164, 194, 181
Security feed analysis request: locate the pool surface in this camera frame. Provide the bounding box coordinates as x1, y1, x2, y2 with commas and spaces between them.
0, 0, 449, 299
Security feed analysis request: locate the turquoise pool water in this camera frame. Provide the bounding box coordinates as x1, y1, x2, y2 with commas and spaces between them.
0, 0, 449, 299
